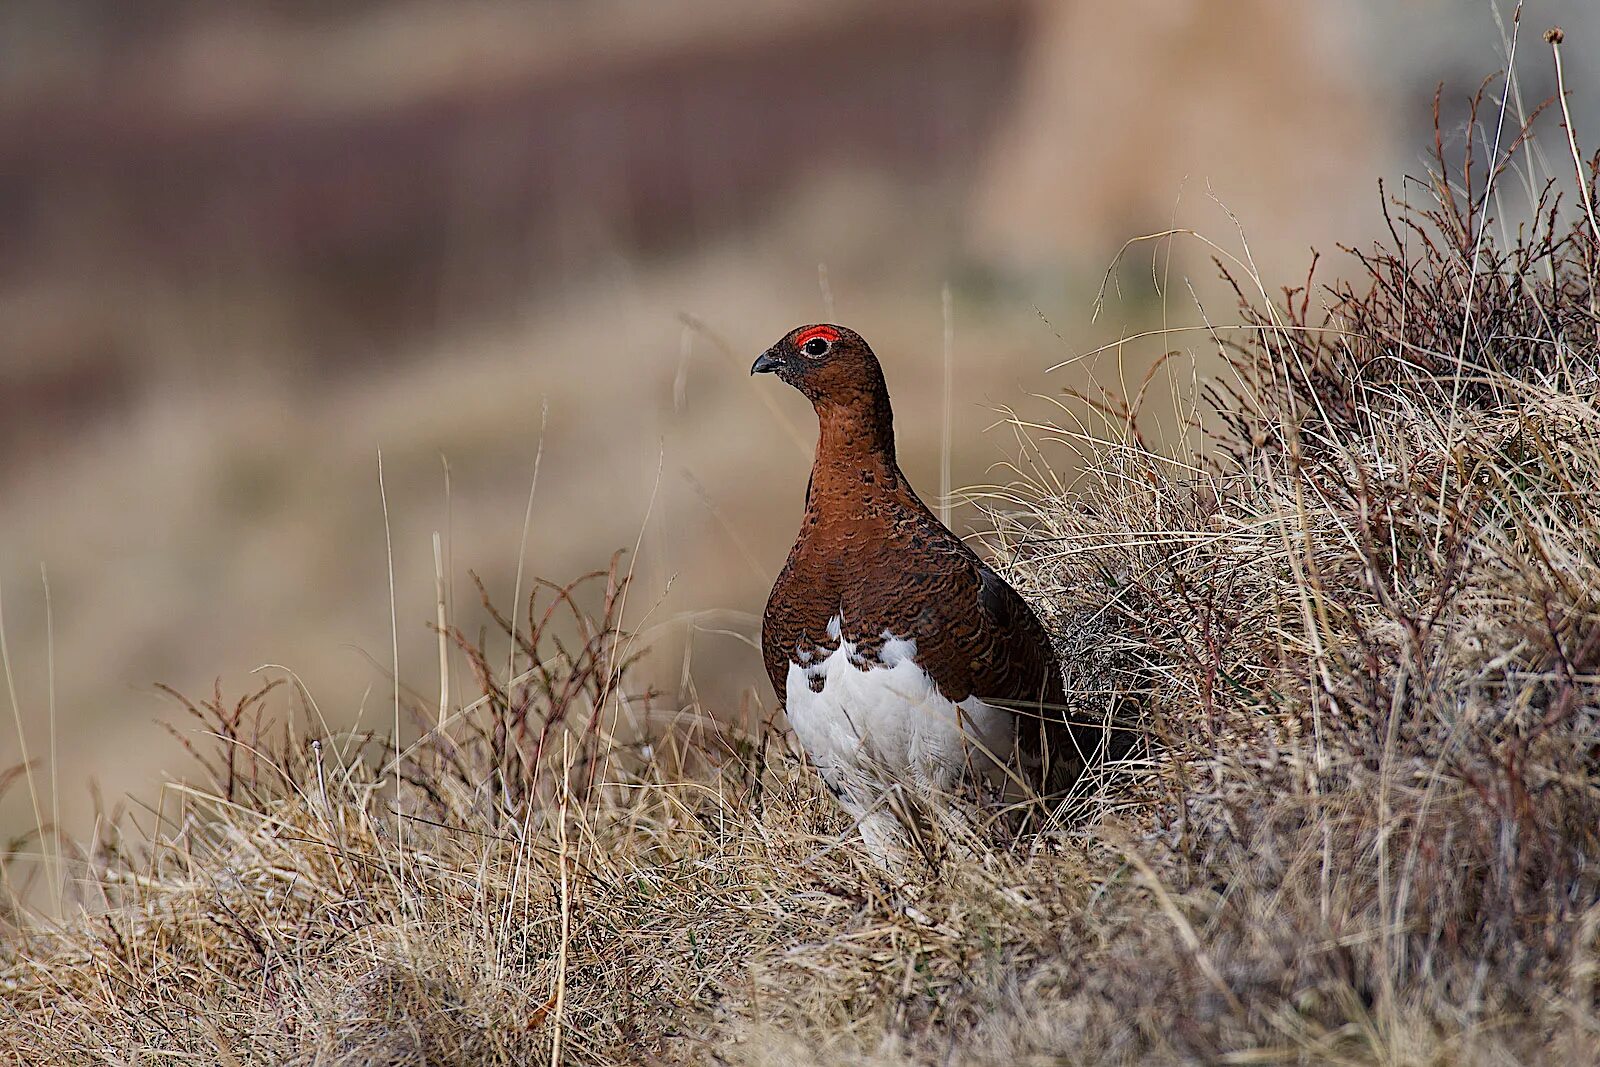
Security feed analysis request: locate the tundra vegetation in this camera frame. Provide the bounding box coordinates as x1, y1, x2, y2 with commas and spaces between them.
2, 91, 1599, 1065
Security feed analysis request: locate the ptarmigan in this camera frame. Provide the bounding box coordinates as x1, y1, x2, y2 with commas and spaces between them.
753, 323, 1089, 865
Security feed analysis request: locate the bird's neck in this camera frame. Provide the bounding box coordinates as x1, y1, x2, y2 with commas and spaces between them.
808, 396, 903, 504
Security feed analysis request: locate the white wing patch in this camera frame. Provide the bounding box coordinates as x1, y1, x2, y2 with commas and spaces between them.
785, 615, 1016, 813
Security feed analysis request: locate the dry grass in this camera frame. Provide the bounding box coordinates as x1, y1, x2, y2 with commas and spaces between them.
4, 97, 1600, 1067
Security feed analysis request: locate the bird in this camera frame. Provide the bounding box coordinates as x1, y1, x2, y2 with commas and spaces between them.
752, 323, 1090, 866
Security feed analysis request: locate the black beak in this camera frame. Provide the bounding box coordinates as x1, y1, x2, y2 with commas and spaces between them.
751, 348, 784, 375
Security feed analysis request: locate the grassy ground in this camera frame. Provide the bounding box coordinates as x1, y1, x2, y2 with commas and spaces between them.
3, 106, 1600, 1066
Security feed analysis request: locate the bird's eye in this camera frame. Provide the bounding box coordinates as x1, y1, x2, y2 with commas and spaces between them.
802, 337, 831, 357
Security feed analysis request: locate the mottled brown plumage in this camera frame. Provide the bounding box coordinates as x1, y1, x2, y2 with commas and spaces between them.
753, 325, 1082, 829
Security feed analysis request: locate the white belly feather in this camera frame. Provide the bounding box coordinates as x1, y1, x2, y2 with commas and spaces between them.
784, 616, 1017, 808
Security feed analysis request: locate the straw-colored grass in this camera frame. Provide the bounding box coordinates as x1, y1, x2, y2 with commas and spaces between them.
3, 91, 1599, 1067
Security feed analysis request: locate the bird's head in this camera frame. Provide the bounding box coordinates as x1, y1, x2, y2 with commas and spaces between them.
750, 324, 888, 410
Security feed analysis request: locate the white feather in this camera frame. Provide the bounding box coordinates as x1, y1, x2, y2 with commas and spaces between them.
785, 616, 1016, 815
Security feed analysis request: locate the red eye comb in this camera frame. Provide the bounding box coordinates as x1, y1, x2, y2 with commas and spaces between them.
794, 325, 841, 347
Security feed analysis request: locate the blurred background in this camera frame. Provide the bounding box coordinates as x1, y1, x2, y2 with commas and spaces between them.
1, 0, 1596, 841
